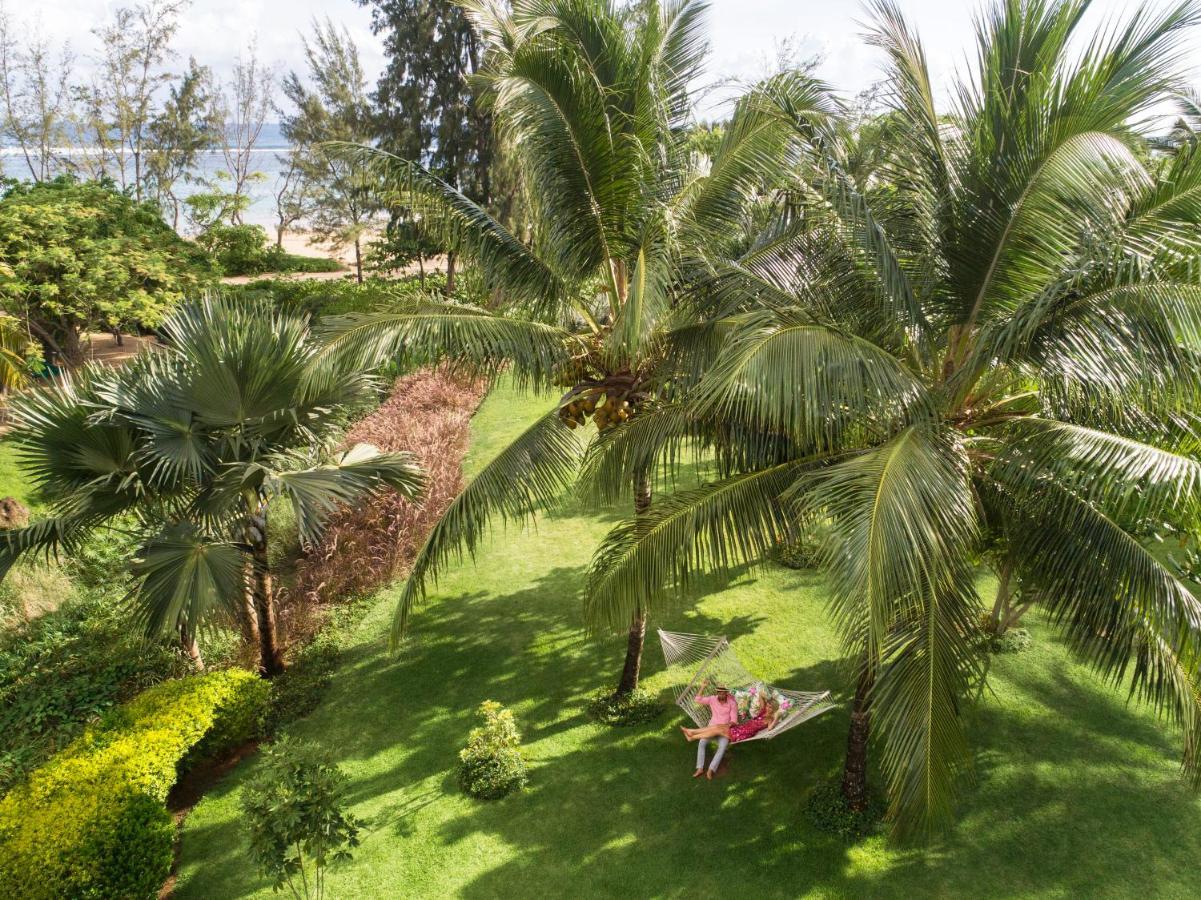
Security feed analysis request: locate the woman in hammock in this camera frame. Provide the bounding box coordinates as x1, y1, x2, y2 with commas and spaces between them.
681, 695, 780, 744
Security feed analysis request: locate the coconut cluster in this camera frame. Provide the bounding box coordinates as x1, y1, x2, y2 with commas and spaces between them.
558, 386, 635, 431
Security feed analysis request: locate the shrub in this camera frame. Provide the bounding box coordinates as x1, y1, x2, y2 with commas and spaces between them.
198, 223, 272, 275
983, 627, 1033, 654
458, 700, 528, 800
0, 669, 270, 900
0, 591, 187, 793
241, 736, 361, 899
804, 781, 884, 841
586, 688, 665, 727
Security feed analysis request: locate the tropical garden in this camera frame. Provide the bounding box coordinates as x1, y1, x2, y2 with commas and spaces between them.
2, 0, 1201, 897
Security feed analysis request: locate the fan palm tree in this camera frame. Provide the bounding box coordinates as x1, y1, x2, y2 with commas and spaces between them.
0, 296, 424, 676
582, 0, 1201, 835
318, 0, 836, 695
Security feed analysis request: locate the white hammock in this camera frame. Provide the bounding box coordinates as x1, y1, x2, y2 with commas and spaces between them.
658, 630, 835, 742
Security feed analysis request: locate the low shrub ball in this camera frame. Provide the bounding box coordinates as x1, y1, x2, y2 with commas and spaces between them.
458, 701, 528, 800
585, 688, 665, 727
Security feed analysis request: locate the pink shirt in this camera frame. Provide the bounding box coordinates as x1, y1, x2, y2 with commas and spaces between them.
696, 693, 739, 726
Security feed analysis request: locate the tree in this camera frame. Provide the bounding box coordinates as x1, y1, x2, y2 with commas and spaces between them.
241, 736, 361, 900
280, 19, 376, 283
272, 153, 311, 249
78, 0, 188, 200
0, 297, 425, 676
354, 0, 495, 292
319, 0, 834, 696
147, 57, 224, 230
0, 177, 213, 364
580, 0, 1201, 837
219, 42, 274, 224
0, 3, 73, 182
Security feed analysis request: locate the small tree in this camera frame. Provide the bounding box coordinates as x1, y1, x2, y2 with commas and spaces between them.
241, 737, 361, 900
280, 19, 376, 283
220, 41, 274, 224
0, 296, 425, 675
458, 700, 528, 800
0, 176, 213, 364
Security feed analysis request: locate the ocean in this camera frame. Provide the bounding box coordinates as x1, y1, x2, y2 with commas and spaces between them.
1, 123, 295, 230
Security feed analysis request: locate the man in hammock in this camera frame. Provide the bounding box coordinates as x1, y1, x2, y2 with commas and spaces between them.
684, 679, 739, 780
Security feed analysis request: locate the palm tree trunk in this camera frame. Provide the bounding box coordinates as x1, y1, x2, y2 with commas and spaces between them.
988, 560, 1014, 634
841, 668, 873, 811
445, 252, 456, 296
354, 237, 364, 284
180, 623, 205, 671
246, 510, 286, 677
615, 470, 652, 696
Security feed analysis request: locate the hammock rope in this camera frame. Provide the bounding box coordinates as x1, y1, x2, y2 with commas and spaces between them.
658, 630, 834, 741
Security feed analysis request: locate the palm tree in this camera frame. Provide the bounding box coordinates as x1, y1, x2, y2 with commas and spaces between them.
582, 0, 1201, 835
0, 296, 424, 676
318, 0, 835, 695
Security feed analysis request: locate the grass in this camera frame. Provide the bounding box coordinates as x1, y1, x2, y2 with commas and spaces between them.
173, 382, 1201, 899
0, 440, 35, 510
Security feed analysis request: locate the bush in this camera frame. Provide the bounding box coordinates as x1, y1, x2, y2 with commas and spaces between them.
458, 700, 528, 800
804, 781, 884, 841
586, 688, 665, 727
197, 223, 271, 275
198, 223, 343, 277
0, 669, 270, 899
0, 591, 187, 793
983, 627, 1033, 654
241, 736, 361, 898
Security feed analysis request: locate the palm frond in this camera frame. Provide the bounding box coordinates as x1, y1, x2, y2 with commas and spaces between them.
269, 444, 426, 547
584, 460, 810, 633
392, 406, 582, 643
129, 524, 246, 637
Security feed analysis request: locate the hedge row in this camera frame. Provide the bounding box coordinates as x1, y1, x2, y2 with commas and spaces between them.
0, 669, 270, 899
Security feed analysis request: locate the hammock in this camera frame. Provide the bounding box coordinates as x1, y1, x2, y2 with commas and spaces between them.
658, 630, 835, 742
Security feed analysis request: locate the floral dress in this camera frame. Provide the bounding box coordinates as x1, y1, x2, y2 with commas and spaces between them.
728, 707, 770, 743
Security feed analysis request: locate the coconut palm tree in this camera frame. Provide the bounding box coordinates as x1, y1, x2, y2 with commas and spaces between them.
318, 0, 836, 695
0, 296, 424, 676
582, 0, 1201, 835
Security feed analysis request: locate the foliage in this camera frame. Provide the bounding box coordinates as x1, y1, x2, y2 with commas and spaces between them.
232, 272, 466, 320
804, 781, 884, 841
980, 627, 1033, 655
281, 18, 377, 282
0, 590, 187, 793
458, 700, 528, 800
0, 669, 269, 900
0, 176, 214, 362
0, 297, 425, 677
197, 223, 343, 276
355, 0, 494, 204
577, 0, 1201, 837
241, 736, 361, 900
585, 688, 665, 727
147, 57, 224, 229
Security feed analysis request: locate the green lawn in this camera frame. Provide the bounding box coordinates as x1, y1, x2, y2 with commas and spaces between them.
174, 383, 1201, 899
0, 439, 35, 510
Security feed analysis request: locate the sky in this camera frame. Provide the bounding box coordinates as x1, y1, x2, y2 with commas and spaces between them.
21, 0, 1201, 121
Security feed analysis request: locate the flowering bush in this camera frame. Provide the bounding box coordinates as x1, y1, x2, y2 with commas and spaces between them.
0, 669, 269, 899
458, 700, 528, 800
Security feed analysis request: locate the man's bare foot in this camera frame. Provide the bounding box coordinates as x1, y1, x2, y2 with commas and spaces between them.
680, 726, 692, 741
706, 769, 715, 780
693, 768, 704, 778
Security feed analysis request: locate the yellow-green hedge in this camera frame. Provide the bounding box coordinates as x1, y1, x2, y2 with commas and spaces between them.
0, 668, 269, 899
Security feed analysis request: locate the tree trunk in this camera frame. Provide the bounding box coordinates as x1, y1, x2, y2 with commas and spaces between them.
59, 325, 84, 367
112, 327, 123, 347
988, 560, 1014, 635
354, 237, 363, 284
445, 252, 456, 296
841, 668, 873, 811
246, 510, 286, 677
615, 470, 653, 696
180, 623, 205, 672
418, 254, 425, 287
